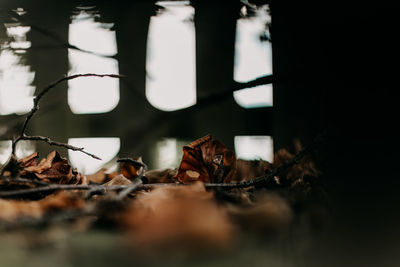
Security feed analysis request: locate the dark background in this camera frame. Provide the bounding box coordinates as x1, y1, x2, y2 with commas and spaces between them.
1, 0, 400, 265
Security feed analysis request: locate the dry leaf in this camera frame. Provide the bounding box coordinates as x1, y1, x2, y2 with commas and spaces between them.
0, 191, 84, 222
119, 157, 144, 180
176, 135, 236, 183
232, 159, 273, 182
103, 174, 132, 186
21, 151, 87, 185
227, 193, 293, 236
144, 168, 178, 183
119, 182, 234, 250
273, 148, 320, 186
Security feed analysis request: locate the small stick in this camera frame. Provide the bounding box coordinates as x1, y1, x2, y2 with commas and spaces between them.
16, 135, 101, 160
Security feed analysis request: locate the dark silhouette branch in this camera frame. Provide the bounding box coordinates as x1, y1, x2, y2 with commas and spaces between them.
233, 74, 274, 91
10, 11, 117, 59
12, 73, 123, 159
17, 135, 101, 160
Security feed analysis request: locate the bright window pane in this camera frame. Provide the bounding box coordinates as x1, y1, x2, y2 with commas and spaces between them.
68, 137, 120, 174
0, 140, 35, 164
234, 5, 273, 108
234, 135, 273, 162
146, 1, 196, 111
68, 11, 119, 114
152, 138, 188, 169
0, 23, 34, 115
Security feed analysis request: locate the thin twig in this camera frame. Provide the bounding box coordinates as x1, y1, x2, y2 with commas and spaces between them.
9, 11, 117, 59
0, 184, 124, 198
0, 177, 50, 186
12, 73, 123, 158
233, 74, 274, 91
17, 135, 101, 160
115, 178, 143, 201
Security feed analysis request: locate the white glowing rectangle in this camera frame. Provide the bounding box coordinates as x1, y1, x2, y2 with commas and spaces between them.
0, 140, 36, 165
152, 138, 188, 169
0, 24, 35, 115
234, 136, 273, 162
68, 137, 120, 175
234, 5, 273, 108
145, 1, 196, 111
68, 11, 119, 114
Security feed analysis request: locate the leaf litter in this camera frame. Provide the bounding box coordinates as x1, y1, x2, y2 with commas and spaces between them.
0, 133, 329, 255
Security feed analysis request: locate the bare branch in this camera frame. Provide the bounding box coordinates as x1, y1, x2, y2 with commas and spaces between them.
12, 73, 123, 159
232, 75, 274, 91
16, 135, 101, 160
10, 11, 117, 59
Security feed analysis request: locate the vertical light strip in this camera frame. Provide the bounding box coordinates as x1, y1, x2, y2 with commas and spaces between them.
146, 1, 196, 111
0, 22, 35, 115
68, 10, 119, 114
233, 5, 273, 108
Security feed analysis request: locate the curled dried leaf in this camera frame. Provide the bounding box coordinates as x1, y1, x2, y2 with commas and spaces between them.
118, 157, 145, 180
176, 135, 236, 183
21, 150, 87, 185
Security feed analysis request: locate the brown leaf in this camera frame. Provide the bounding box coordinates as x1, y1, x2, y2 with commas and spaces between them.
273, 148, 321, 186
19, 152, 39, 169
227, 193, 293, 236
231, 159, 273, 182
119, 157, 144, 180
144, 168, 178, 183
103, 174, 132, 186
21, 150, 87, 185
119, 182, 234, 250
0, 191, 84, 222
176, 135, 236, 183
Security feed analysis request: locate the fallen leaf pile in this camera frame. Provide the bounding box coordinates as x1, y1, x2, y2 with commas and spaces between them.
0, 134, 328, 253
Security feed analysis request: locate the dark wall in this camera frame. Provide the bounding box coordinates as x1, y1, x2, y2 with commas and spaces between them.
272, 2, 400, 264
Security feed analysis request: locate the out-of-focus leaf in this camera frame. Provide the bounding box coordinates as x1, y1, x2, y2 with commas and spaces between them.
119, 182, 234, 250
273, 148, 321, 186
144, 168, 177, 183
103, 174, 132, 186
232, 159, 272, 182
227, 193, 293, 236
176, 135, 236, 183
0, 191, 84, 222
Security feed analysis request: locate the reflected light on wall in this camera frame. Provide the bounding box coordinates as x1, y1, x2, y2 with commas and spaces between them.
68, 137, 120, 175
234, 136, 273, 162
0, 140, 35, 165
234, 5, 273, 108
68, 11, 119, 114
146, 1, 196, 111
0, 24, 35, 115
